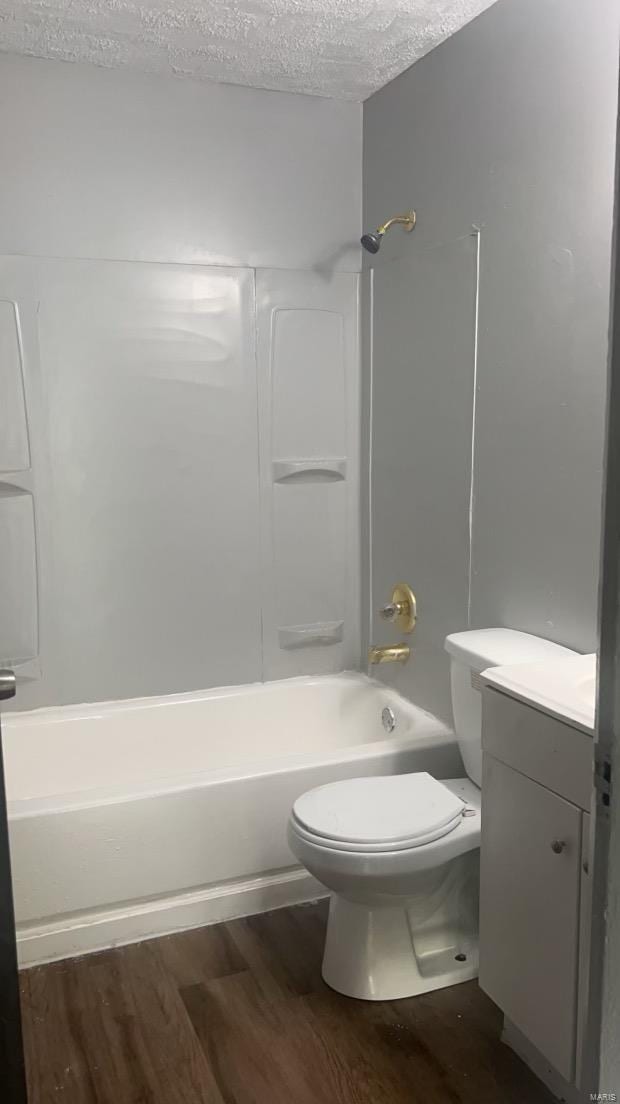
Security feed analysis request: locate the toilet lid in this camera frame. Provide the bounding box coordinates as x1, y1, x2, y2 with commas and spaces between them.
292, 773, 465, 851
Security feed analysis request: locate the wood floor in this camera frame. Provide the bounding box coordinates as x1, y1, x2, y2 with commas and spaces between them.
20, 900, 554, 1104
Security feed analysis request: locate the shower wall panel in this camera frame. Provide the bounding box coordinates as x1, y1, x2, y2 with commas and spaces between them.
257, 270, 360, 679
0, 491, 37, 667
0, 293, 39, 676
0, 257, 263, 707
0, 300, 30, 473
0, 258, 360, 708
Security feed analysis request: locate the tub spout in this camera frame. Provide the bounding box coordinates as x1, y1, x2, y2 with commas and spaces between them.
368, 643, 410, 665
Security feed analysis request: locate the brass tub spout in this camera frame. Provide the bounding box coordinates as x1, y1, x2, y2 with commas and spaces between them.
368, 643, 410, 665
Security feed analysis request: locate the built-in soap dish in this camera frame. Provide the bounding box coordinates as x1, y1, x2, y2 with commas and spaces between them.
272, 459, 347, 484
278, 621, 344, 649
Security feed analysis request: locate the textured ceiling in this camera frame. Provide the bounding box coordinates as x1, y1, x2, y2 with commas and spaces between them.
0, 0, 498, 101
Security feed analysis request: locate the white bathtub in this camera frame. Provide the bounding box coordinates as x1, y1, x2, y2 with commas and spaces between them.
3, 672, 461, 965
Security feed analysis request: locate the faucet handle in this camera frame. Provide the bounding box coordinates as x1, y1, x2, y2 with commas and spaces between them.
379, 602, 401, 622
378, 584, 417, 634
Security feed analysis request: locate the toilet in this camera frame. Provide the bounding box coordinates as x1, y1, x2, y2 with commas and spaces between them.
288, 628, 576, 1001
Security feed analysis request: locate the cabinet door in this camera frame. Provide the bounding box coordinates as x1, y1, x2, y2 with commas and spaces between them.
480, 754, 582, 1081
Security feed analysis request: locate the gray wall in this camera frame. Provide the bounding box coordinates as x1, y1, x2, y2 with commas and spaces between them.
0, 55, 362, 710
363, 0, 619, 719
0, 54, 361, 271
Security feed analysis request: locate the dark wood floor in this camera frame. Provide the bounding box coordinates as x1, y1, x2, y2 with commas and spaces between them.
20, 900, 554, 1103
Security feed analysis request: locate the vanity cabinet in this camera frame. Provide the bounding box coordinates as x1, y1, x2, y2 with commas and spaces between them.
479, 687, 592, 1086
480, 755, 582, 1079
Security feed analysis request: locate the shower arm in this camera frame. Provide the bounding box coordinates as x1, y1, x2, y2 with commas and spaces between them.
376, 211, 416, 236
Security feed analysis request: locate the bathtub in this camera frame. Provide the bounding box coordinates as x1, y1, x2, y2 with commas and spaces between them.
3, 672, 461, 966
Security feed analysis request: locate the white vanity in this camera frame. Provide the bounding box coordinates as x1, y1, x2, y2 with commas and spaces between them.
479, 653, 596, 1101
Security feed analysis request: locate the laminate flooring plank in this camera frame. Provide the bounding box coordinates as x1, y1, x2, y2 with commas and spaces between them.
23, 943, 225, 1104
21, 961, 104, 1104
150, 922, 247, 987
225, 900, 328, 1002
305, 985, 555, 1104
182, 971, 322, 1104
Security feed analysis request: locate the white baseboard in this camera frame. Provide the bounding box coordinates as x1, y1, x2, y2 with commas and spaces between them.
17, 867, 327, 968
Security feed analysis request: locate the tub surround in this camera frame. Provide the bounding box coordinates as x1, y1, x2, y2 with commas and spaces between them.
0, 257, 360, 710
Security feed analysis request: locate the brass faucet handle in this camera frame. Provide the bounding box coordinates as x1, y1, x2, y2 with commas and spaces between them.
379, 584, 417, 634
380, 601, 408, 623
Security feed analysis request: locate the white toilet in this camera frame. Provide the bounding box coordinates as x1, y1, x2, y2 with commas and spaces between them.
288, 628, 576, 1001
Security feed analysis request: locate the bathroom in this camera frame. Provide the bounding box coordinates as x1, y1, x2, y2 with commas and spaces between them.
0, 0, 619, 1099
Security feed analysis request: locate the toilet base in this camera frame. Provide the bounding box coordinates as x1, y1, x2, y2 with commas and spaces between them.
322, 889, 479, 1002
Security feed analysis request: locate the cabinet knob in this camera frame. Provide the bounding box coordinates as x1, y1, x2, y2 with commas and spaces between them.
550, 839, 566, 854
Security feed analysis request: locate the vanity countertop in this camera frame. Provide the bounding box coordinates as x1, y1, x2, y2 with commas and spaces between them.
481, 652, 596, 735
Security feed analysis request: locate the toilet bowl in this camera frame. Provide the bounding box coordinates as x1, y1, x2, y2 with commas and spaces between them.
289, 628, 578, 1001
288, 774, 480, 1000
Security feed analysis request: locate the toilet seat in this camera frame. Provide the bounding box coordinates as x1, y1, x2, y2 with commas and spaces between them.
291, 772, 466, 854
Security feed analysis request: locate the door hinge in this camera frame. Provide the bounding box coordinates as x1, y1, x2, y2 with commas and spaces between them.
594, 756, 613, 809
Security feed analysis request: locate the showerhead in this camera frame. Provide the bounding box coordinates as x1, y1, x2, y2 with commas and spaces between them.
360, 210, 416, 254
361, 232, 382, 254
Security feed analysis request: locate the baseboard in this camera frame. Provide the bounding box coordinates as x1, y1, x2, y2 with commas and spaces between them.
17, 867, 327, 968
502, 1019, 587, 1104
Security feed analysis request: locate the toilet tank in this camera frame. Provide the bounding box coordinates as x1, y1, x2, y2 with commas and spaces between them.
444, 629, 578, 787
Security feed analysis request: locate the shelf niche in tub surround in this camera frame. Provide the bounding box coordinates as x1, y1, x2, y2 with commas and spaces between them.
278, 621, 344, 650
257, 269, 360, 680
272, 459, 347, 483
